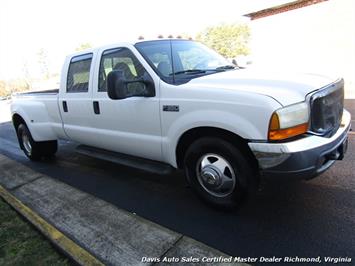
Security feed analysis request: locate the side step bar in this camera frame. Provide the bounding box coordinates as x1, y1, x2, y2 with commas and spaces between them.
76, 145, 175, 175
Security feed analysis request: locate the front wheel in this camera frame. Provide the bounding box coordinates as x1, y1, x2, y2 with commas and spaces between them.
184, 137, 255, 208
17, 123, 57, 161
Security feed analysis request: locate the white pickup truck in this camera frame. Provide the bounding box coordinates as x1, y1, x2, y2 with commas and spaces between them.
11, 39, 351, 207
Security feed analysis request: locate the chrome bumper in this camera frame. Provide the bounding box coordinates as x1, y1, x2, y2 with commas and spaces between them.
248, 110, 351, 179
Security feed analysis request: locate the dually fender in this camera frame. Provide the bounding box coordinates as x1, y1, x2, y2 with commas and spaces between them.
162, 109, 266, 167
11, 101, 57, 141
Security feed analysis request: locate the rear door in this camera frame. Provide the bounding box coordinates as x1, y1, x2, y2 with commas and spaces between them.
59, 53, 97, 144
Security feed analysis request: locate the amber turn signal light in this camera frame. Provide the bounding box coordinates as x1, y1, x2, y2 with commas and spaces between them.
268, 102, 309, 141
269, 123, 308, 140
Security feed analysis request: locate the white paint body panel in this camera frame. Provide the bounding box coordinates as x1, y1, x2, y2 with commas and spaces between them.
187, 70, 335, 106
10, 94, 66, 140
89, 44, 163, 161
10, 41, 338, 168
159, 80, 281, 166
58, 52, 98, 146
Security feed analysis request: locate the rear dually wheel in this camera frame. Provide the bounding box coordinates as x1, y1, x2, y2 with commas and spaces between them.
17, 123, 57, 161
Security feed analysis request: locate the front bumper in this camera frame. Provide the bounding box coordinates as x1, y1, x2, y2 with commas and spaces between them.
248, 110, 351, 179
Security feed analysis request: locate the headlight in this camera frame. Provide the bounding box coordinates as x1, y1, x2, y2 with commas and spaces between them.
268, 102, 309, 141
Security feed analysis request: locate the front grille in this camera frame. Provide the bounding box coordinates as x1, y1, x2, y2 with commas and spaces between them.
310, 79, 344, 137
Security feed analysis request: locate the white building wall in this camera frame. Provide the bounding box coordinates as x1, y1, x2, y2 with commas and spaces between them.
249, 0, 355, 98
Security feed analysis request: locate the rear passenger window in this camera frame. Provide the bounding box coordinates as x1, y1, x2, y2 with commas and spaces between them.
67, 53, 92, 93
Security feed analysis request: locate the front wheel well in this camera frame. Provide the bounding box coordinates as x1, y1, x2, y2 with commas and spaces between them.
175, 127, 259, 172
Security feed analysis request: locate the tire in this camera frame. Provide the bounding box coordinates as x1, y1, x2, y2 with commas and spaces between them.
17, 123, 57, 161
184, 137, 255, 208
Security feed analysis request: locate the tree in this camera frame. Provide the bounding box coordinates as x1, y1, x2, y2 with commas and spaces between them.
0, 80, 6, 97
0, 79, 29, 97
21, 60, 32, 90
196, 23, 250, 58
75, 42, 92, 52
37, 48, 50, 79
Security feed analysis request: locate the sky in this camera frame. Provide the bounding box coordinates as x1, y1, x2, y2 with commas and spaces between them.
0, 0, 291, 80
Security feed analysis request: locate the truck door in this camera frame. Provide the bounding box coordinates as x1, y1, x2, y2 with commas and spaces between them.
90, 46, 162, 161
59, 53, 97, 144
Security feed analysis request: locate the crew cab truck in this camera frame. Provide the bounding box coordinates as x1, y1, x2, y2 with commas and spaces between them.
11, 39, 351, 207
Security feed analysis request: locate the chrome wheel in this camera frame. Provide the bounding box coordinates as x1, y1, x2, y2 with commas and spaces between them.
196, 153, 236, 197
22, 131, 32, 155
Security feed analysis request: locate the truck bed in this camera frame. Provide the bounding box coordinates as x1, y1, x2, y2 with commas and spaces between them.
17, 89, 59, 96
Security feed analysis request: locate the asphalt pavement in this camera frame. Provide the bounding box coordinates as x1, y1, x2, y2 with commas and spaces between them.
0, 100, 354, 263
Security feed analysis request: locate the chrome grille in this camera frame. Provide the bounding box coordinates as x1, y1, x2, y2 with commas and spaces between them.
310, 79, 344, 137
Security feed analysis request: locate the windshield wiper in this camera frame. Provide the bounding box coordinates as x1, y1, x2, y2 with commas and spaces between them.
170, 66, 236, 76
170, 69, 207, 76
215, 65, 236, 70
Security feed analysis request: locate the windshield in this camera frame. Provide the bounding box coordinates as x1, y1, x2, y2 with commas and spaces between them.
135, 40, 235, 84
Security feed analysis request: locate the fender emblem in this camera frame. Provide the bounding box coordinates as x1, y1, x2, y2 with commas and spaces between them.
163, 105, 179, 112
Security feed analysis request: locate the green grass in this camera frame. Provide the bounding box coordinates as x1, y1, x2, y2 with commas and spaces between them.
0, 198, 71, 266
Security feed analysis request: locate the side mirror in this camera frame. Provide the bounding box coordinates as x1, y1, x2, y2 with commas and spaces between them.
107, 70, 155, 100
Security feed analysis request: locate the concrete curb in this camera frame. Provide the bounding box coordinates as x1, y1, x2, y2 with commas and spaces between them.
0, 184, 104, 266
0, 154, 244, 266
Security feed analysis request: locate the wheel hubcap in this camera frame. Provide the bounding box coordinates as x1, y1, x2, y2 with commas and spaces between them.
196, 153, 236, 197
22, 132, 32, 155
201, 166, 222, 187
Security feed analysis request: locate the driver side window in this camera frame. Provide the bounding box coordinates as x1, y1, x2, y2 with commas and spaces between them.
98, 48, 147, 93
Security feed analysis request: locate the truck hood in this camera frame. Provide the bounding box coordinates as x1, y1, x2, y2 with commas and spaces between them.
187, 69, 336, 106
